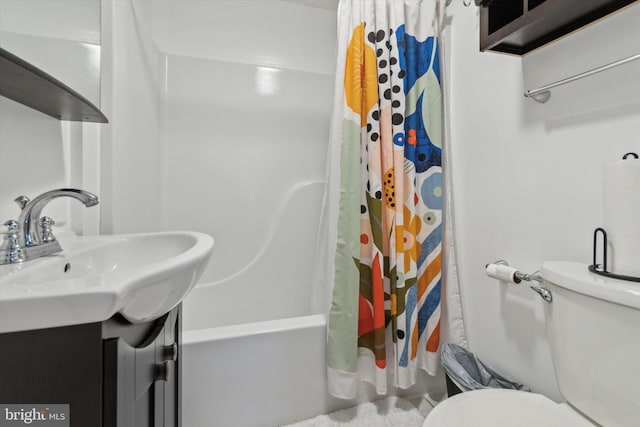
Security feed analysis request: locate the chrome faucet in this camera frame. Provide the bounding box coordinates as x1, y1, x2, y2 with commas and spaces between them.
1, 189, 99, 265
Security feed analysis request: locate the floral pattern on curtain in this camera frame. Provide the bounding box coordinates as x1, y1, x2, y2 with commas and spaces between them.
327, 0, 443, 399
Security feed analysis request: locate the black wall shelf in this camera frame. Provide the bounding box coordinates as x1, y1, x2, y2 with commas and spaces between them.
480, 0, 638, 55
0, 47, 108, 123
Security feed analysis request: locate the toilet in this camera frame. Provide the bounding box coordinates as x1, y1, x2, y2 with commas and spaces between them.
423, 261, 640, 427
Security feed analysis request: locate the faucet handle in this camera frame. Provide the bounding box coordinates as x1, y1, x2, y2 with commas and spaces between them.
14, 196, 30, 210
40, 216, 57, 243
1, 220, 21, 247
0, 220, 25, 264
2, 220, 20, 234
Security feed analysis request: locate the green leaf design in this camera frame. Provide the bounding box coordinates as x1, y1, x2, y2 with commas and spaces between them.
366, 192, 383, 251
357, 258, 373, 303
358, 330, 386, 361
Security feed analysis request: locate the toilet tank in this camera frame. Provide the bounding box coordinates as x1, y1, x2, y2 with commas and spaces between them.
541, 261, 640, 427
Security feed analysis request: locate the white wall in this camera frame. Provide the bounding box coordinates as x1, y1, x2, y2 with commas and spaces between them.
106, 1, 336, 321
160, 1, 335, 304
447, 3, 640, 399
0, 0, 102, 105
0, 0, 102, 234
144, 0, 336, 75
100, 0, 165, 234
0, 100, 68, 224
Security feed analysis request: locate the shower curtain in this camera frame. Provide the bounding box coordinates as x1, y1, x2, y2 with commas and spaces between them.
324, 0, 464, 399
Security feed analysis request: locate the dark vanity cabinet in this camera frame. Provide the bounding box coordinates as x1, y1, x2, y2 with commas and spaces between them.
480, 0, 637, 54
0, 304, 182, 427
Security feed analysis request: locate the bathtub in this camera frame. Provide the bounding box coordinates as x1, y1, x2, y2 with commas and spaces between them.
182, 313, 333, 427
179, 180, 443, 426
182, 299, 445, 426
182, 311, 445, 427
180, 179, 339, 426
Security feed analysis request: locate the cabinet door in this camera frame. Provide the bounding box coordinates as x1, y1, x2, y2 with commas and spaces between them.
103, 338, 136, 426
104, 314, 169, 427
0, 323, 103, 427
161, 306, 181, 427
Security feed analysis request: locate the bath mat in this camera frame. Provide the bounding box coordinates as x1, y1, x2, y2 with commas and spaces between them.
282, 396, 430, 427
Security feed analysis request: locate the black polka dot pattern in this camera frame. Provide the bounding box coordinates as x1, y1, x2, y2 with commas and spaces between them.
361, 22, 405, 206
363, 22, 405, 147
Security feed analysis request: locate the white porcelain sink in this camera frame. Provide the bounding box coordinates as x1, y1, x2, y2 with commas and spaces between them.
0, 231, 214, 333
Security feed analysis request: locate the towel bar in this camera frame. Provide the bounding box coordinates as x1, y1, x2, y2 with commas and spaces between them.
525, 52, 640, 103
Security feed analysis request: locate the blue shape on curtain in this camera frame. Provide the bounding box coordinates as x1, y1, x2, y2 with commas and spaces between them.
395, 25, 436, 88
417, 224, 442, 269
422, 173, 443, 210
405, 93, 442, 173
399, 284, 418, 367
418, 279, 441, 337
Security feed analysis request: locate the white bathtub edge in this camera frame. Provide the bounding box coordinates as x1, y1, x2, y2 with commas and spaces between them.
183, 313, 326, 344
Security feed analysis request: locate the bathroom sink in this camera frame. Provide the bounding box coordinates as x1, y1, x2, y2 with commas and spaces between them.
0, 231, 214, 333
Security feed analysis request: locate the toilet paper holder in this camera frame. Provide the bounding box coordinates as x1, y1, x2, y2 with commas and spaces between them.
487, 260, 552, 303
490, 260, 543, 284
589, 228, 640, 283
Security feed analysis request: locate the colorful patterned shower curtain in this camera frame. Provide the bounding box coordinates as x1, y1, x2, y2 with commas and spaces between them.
326, 0, 445, 398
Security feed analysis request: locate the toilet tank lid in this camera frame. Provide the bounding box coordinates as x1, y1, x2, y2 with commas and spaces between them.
541, 261, 640, 310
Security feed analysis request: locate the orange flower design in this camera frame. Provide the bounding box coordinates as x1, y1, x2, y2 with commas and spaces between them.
396, 205, 422, 274
344, 23, 379, 127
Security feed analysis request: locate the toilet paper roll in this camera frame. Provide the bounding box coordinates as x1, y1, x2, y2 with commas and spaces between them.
485, 263, 521, 284
603, 154, 640, 277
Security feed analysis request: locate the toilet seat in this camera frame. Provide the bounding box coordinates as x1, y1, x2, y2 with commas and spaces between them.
422, 389, 594, 427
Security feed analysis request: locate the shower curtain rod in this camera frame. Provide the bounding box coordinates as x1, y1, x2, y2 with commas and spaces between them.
524, 52, 640, 103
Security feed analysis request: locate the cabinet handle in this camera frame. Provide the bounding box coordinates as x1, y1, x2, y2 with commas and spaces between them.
163, 342, 178, 362
155, 361, 171, 382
